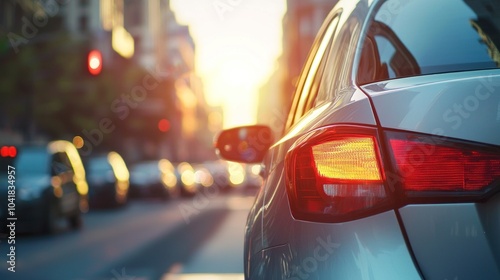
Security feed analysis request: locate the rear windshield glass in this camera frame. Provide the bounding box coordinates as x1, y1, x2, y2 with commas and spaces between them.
357, 0, 500, 84
87, 157, 111, 175
16, 147, 49, 176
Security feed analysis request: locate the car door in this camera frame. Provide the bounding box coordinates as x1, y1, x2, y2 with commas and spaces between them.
244, 9, 345, 279
245, 3, 407, 277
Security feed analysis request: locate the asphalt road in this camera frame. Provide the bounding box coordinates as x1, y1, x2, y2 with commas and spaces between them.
0, 189, 256, 280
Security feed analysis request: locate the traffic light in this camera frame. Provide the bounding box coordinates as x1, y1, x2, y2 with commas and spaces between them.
87, 49, 102, 75
158, 119, 171, 132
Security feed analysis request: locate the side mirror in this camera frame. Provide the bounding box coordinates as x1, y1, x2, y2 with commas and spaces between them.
215, 125, 274, 163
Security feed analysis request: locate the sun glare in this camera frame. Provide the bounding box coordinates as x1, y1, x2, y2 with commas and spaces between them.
170, 0, 287, 128
216, 58, 256, 89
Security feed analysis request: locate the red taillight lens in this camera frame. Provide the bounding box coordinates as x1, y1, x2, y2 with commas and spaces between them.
286, 127, 388, 222
1, 146, 17, 158
390, 138, 500, 193
286, 127, 500, 222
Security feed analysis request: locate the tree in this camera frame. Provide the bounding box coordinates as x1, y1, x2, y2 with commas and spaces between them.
0, 31, 118, 142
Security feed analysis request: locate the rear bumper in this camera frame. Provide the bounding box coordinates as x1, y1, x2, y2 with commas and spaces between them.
248, 210, 422, 280
88, 183, 118, 205
0, 199, 47, 233
400, 197, 500, 279
130, 183, 168, 198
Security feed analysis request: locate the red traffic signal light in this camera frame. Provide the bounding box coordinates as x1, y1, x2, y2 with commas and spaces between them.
88, 50, 102, 75
158, 119, 171, 132
1, 146, 17, 158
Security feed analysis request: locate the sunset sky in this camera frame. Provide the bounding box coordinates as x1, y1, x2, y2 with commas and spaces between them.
170, 0, 287, 128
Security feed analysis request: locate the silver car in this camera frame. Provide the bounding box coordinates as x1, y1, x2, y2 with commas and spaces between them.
215, 0, 500, 279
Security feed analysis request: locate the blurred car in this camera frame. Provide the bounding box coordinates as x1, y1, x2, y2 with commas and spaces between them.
243, 164, 263, 190
193, 164, 214, 189
84, 151, 129, 208
215, 0, 500, 279
226, 161, 246, 189
0, 141, 88, 234
129, 159, 179, 200
176, 162, 199, 197
203, 160, 232, 191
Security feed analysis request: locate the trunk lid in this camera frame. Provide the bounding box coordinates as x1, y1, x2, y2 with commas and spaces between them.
361, 70, 500, 279
362, 69, 500, 146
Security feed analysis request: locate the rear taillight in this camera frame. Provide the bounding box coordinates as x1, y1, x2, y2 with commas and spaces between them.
389, 135, 500, 195
285, 126, 389, 222
285, 126, 500, 223
1, 146, 17, 158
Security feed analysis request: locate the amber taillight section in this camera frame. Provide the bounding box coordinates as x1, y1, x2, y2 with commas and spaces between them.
286, 127, 388, 222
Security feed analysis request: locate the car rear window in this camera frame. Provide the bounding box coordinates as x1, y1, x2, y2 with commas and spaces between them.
16, 147, 50, 176
87, 157, 111, 175
357, 0, 500, 84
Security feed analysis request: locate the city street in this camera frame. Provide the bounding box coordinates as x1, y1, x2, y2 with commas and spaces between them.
3, 0, 500, 279
0, 191, 255, 280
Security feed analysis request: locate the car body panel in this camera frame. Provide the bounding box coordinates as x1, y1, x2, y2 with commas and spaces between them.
250, 153, 420, 280
252, 199, 420, 279
361, 70, 500, 277
86, 152, 129, 207
362, 70, 500, 146
0, 141, 86, 233
130, 160, 180, 199
203, 160, 231, 190
237, 0, 500, 278
399, 195, 500, 280
244, 92, 408, 278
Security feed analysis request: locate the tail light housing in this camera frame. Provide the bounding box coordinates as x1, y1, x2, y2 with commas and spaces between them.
285, 126, 390, 222
1, 146, 17, 158
388, 132, 500, 199
285, 126, 500, 222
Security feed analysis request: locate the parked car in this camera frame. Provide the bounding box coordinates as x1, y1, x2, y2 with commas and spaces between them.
216, 0, 500, 279
176, 162, 199, 197
203, 160, 232, 191
129, 159, 179, 200
243, 163, 263, 190
226, 161, 246, 189
193, 164, 214, 189
85, 151, 129, 208
0, 141, 88, 234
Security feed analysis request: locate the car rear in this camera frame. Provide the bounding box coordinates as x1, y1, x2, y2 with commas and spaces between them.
0, 146, 56, 233
129, 161, 165, 199
250, 0, 500, 279
356, 0, 500, 278
360, 73, 500, 279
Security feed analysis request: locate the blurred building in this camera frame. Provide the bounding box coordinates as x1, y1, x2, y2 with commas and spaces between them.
257, 0, 338, 132
281, 0, 338, 108
0, 0, 215, 163
123, 0, 168, 70
165, 15, 217, 162
119, 0, 215, 163
257, 59, 287, 135
60, 0, 102, 36
117, 0, 215, 163
60, 0, 135, 63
